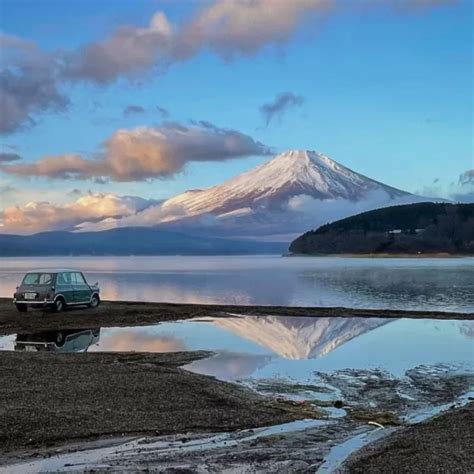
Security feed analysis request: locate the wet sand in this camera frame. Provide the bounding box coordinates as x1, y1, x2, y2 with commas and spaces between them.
343, 402, 474, 473
0, 351, 310, 461
0, 297, 472, 336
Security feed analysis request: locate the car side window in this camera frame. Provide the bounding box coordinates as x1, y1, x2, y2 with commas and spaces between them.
73, 272, 86, 285
57, 272, 71, 285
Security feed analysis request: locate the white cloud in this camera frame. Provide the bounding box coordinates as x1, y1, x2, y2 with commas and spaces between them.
0, 193, 156, 234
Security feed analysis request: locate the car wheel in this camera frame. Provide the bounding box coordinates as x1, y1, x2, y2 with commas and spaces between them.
15, 303, 28, 313
55, 332, 65, 347
89, 294, 100, 308
53, 298, 65, 313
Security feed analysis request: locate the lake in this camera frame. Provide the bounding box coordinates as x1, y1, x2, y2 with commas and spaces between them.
0, 255, 473, 312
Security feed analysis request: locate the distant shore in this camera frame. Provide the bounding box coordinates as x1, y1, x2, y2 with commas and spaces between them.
287, 252, 473, 258
0, 298, 473, 336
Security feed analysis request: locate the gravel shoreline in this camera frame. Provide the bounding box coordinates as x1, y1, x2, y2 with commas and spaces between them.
0, 298, 472, 336
0, 351, 309, 462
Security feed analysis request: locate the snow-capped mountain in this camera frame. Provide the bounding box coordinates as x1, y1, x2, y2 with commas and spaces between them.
161, 150, 409, 216
77, 150, 425, 239
213, 315, 391, 360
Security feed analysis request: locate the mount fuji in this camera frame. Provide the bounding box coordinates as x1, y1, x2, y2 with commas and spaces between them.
78, 150, 426, 241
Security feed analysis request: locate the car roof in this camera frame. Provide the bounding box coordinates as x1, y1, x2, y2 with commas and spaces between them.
26, 269, 82, 274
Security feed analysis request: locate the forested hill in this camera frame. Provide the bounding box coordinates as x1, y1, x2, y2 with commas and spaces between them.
289, 203, 474, 255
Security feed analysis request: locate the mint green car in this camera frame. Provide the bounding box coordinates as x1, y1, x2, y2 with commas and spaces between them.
13, 269, 100, 313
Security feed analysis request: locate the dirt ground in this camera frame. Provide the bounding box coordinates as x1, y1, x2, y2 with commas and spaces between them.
343, 402, 474, 473
0, 350, 310, 461
0, 297, 472, 336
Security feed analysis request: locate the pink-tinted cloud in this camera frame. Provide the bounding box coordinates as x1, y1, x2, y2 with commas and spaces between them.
0, 193, 155, 234
1, 122, 271, 181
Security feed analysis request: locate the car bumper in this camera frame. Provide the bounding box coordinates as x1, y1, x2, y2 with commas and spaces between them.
13, 298, 54, 306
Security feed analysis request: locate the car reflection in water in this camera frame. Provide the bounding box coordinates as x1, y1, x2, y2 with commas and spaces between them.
15, 328, 101, 353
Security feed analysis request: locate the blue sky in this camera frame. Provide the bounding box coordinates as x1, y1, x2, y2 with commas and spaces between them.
0, 0, 472, 212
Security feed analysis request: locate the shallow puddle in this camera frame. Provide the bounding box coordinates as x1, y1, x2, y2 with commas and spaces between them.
2, 316, 473, 402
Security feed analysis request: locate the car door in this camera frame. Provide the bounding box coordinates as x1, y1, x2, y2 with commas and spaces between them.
72, 272, 92, 303
56, 272, 74, 304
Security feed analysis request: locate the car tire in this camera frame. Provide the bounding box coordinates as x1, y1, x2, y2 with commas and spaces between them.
15, 303, 28, 313
89, 294, 100, 309
55, 332, 65, 347
53, 298, 65, 313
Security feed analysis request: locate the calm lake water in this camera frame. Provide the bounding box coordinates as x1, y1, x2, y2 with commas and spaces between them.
0, 255, 473, 312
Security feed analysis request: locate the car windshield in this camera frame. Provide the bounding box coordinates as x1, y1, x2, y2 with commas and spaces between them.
23, 273, 53, 285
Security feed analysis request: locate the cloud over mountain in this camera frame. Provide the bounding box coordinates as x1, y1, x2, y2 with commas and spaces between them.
0, 122, 271, 181
260, 92, 305, 126
451, 169, 474, 203
0, 193, 155, 233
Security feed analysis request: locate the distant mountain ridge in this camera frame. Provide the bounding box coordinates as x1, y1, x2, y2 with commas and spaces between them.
0, 227, 286, 256
290, 202, 474, 255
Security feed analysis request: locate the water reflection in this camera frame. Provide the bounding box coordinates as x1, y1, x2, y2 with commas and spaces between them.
15, 329, 100, 353
3, 317, 473, 385
1, 256, 473, 311
188, 352, 273, 380
213, 316, 390, 359
96, 331, 185, 352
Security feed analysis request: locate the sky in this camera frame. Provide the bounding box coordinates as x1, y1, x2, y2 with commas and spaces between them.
0, 0, 473, 233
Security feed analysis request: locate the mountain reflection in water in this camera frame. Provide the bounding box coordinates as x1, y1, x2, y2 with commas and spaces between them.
4, 317, 473, 383
213, 316, 390, 360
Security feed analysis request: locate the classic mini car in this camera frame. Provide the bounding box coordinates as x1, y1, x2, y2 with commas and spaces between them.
15, 328, 101, 352
13, 269, 100, 312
